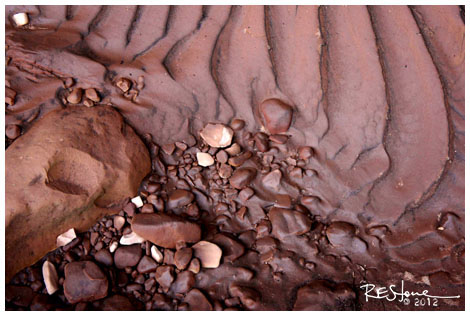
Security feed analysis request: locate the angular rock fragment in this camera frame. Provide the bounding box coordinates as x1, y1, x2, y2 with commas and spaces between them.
123, 202, 136, 217
200, 123, 234, 148
188, 258, 201, 274
116, 78, 131, 92
114, 244, 142, 269
42, 261, 59, 295
5, 106, 150, 281
171, 270, 195, 294
262, 170, 282, 191
64, 261, 108, 304
175, 247, 193, 270
155, 265, 174, 292
197, 152, 215, 167
151, 245, 164, 263
56, 228, 77, 248
131, 196, 144, 208
137, 255, 158, 274
12, 12, 29, 26
131, 213, 201, 248
229, 167, 257, 189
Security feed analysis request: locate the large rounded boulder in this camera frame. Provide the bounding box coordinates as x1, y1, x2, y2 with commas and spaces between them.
5, 105, 150, 281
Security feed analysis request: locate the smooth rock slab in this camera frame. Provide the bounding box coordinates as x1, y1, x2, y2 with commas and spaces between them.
64, 261, 108, 304
5, 105, 150, 281
131, 213, 201, 249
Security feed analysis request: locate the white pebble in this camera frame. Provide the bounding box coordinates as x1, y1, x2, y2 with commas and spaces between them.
120, 231, 145, 245
13, 13, 29, 27
109, 241, 119, 253
42, 261, 59, 295
151, 245, 163, 263
56, 228, 76, 248
131, 196, 144, 208
200, 123, 233, 148
196, 152, 215, 167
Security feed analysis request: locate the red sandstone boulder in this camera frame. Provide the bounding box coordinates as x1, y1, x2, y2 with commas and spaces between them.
5, 105, 150, 281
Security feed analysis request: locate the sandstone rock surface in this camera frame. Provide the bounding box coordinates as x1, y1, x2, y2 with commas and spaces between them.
5, 105, 150, 281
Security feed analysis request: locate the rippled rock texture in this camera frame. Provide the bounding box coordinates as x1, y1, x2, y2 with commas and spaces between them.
5, 5, 464, 310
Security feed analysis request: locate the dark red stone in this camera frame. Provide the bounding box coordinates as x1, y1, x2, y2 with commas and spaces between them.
137, 255, 157, 274
131, 213, 201, 249
63, 261, 108, 304
114, 244, 142, 269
